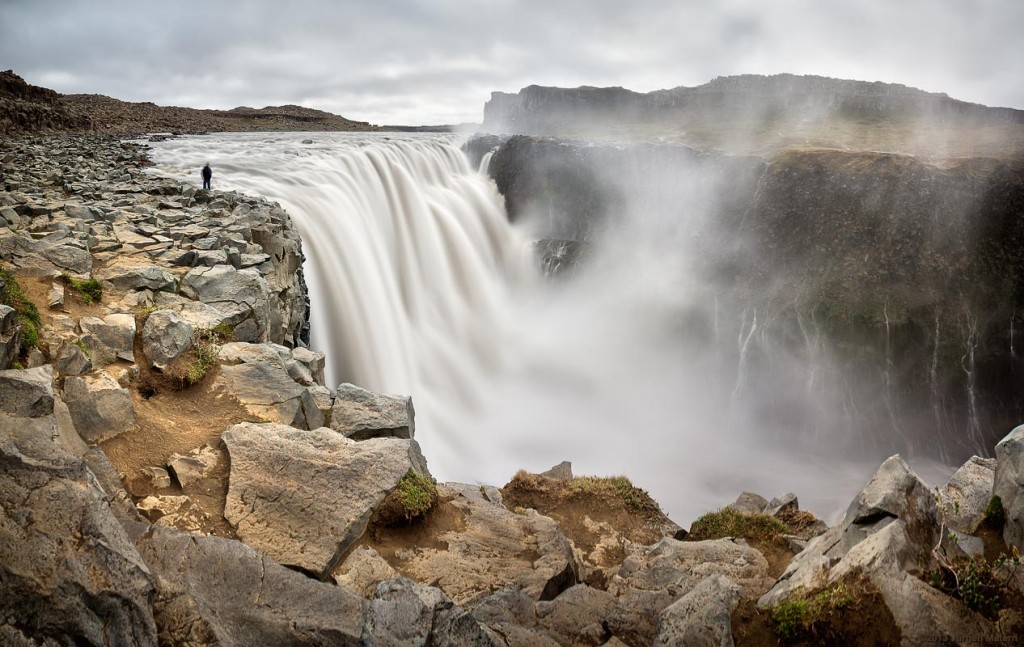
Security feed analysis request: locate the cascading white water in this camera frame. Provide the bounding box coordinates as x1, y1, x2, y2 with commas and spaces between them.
148, 132, 535, 476
147, 132, 952, 524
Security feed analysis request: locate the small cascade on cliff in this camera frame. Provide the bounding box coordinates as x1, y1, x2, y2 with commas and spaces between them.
478, 151, 495, 175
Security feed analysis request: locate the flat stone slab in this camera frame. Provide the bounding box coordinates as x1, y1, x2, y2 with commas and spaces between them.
329, 382, 415, 440
216, 362, 323, 430
222, 422, 429, 579
127, 522, 365, 646
388, 482, 577, 605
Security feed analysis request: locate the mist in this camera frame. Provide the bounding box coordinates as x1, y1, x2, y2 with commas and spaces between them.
146, 130, 966, 526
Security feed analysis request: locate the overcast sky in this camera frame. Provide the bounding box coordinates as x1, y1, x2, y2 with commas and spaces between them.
2, 0, 1021, 125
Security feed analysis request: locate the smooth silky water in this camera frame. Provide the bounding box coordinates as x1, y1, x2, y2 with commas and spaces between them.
147, 132, 952, 525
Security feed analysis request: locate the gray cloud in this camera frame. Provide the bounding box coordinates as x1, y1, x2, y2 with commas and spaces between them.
1, 0, 1021, 125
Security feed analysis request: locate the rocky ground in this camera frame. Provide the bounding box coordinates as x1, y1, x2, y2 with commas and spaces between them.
2, 134, 1024, 646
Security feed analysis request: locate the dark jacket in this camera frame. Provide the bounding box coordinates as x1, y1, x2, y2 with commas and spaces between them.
202, 165, 212, 180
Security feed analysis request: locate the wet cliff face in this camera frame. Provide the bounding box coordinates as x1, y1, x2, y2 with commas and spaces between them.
483, 134, 1024, 461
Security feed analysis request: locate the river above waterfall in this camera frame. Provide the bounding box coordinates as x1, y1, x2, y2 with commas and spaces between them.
146, 131, 953, 524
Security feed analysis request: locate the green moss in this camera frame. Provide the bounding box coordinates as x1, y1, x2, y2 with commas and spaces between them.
0, 267, 41, 353
73, 338, 91, 358
374, 471, 439, 526
567, 475, 661, 513
60, 272, 102, 304
212, 322, 235, 342
770, 582, 854, 640
985, 495, 1005, 529
687, 507, 790, 542
393, 471, 438, 519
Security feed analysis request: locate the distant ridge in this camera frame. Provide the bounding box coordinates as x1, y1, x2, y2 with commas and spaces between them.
482, 74, 1024, 158
0, 70, 379, 136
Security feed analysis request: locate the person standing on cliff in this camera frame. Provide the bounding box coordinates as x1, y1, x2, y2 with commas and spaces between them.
201, 162, 212, 190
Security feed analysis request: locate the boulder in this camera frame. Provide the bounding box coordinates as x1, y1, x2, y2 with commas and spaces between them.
472, 587, 538, 627
291, 346, 326, 386
222, 423, 430, 578
607, 537, 770, 647
995, 425, 1024, 552
144, 466, 172, 489
216, 362, 324, 430
79, 313, 136, 365
180, 265, 271, 343
0, 364, 54, 417
940, 455, 996, 534
308, 384, 335, 416
361, 577, 500, 647
541, 460, 574, 481
167, 444, 219, 489
54, 340, 92, 376
95, 262, 175, 291
141, 309, 193, 369
536, 584, 616, 646
40, 242, 93, 276
0, 408, 158, 646
610, 537, 771, 600
759, 455, 938, 607
653, 575, 740, 647
765, 492, 799, 517
757, 455, 1005, 645
0, 304, 19, 370
330, 382, 415, 440
390, 482, 577, 605
333, 546, 399, 598
48, 281, 64, 309
63, 371, 136, 442
0, 230, 92, 276
126, 522, 366, 646
726, 491, 767, 514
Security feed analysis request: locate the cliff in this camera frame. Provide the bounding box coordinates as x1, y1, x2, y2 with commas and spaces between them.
482, 133, 1024, 463
483, 74, 1024, 159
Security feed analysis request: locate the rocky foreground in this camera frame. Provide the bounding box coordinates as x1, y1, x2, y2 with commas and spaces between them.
2, 134, 1024, 646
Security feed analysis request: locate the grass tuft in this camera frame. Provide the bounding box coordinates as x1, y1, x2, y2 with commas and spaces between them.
165, 328, 220, 387
212, 322, 235, 342
60, 272, 103, 304
567, 475, 661, 513
771, 582, 855, 640
688, 507, 790, 542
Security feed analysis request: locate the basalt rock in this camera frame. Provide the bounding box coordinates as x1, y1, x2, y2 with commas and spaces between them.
126, 522, 366, 646
329, 382, 415, 440
222, 422, 430, 579
0, 394, 158, 646
387, 482, 578, 606
63, 370, 136, 442
141, 309, 193, 370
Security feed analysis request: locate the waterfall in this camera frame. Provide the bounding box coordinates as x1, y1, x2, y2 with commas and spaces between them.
147, 132, 954, 525
147, 132, 535, 477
